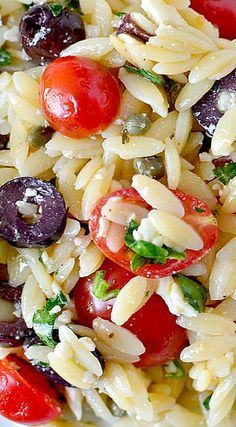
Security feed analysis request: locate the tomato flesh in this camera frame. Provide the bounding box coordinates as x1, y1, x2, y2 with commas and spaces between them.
89, 188, 218, 279
73, 259, 188, 368
40, 56, 121, 138
0, 355, 61, 425
191, 0, 236, 40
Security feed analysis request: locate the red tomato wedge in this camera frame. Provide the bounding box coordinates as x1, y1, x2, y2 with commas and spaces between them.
73, 259, 188, 368
89, 188, 218, 278
40, 56, 121, 139
190, 0, 236, 40
0, 354, 62, 425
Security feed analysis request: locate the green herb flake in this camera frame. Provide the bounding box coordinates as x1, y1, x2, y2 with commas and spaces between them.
67, 0, 84, 15
34, 361, 50, 368
115, 12, 126, 17
130, 254, 146, 271
164, 360, 185, 379
0, 48, 12, 67
33, 292, 67, 348
165, 247, 185, 260
92, 270, 120, 301
23, 3, 33, 10
123, 65, 166, 86
195, 207, 205, 213
203, 394, 212, 411
177, 274, 207, 313
49, 2, 63, 17
213, 162, 236, 185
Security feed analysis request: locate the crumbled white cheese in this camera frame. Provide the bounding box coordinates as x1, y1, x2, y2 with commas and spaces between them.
217, 90, 236, 114
157, 276, 198, 317
15, 200, 38, 217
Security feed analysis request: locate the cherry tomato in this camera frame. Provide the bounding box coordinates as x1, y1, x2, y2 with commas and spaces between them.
190, 0, 236, 40
73, 259, 187, 367
0, 354, 62, 425
40, 56, 121, 138
89, 188, 218, 279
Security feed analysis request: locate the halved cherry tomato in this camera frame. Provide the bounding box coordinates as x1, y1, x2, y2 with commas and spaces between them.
40, 56, 121, 139
89, 188, 218, 278
0, 354, 62, 425
191, 0, 236, 40
73, 259, 188, 368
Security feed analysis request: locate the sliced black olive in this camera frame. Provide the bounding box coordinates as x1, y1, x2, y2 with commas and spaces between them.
0, 317, 34, 347
28, 125, 54, 148
192, 69, 236, 136
19, 4, 86, 65
116, 13, 152, 42
133, 156, 165, 180
35, 363, 72, 387
0, 134, 9, 150
212, 156, 232, 168
0, 177, 67, 248
0, 284, 23, 303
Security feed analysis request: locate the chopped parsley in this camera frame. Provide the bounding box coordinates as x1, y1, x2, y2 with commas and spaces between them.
92, 270, 120, 301
66, 0, 84, 15
203, 394, 212, 410
164, 360, 185, 379
32, 292, 67, 348
123, 65, 166, 86
177, 274, 207, 313
0, 48, 12, 67
115, 12, 126, 17
213, 162, 236, 185
125, 220, 185, 271
48, 2, 63, 17
195, 207, 205, 213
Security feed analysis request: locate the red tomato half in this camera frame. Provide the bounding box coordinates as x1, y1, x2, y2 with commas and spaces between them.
191, 0, 236, 40
73, 259, 188, 368
0, 355, 61, 425
40, 56, 121, 138
89, 188, 218, 278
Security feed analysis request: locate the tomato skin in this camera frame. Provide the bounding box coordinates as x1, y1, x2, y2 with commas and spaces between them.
73, 259, 135, 325
190, 0, 236, 40
0, 355, 62, 425
89, 188, 218, 279
73, 260, 188, 367
40, 56, 121, 138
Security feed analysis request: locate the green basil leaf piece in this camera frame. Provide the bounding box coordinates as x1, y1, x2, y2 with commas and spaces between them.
130, 240, 169, 261
177, 274, 207, 312
92, 270, 120, 301
213, 162, 236, 185
165, 247, 186, 260
0, 48, 12, 66
123, 65, 165, 86
164, 360, 185, 379
33, 292, 67, 348
49, 3, 63, 16
203, 394, 212, 410
124, 219, 138, 247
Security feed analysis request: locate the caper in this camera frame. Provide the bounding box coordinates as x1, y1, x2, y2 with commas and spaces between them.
107, 398, 126, 417
133, 156, 165, 179
28, 125, 54, 148
122, 113, 151, 135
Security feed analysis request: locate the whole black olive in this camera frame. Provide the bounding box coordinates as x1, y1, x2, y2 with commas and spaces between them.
192, 69, 236, 136
19, 4, 86, 65
116, 13, 152, 42
0, 177, 67, 248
